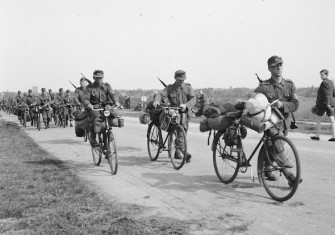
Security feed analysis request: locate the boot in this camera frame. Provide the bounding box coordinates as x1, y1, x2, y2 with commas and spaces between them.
44, 121, 48, 129
89, 132, 99, 147
70, 121, 73, 127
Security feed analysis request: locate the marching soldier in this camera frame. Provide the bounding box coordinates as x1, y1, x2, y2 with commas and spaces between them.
48, 89, 57, 124
25, 89, 35, 126
64, 89, 74, 127
14, 91, 25, 120
38, 88, 52, 128
153, 70, 196, 163
74, 77, 90, 136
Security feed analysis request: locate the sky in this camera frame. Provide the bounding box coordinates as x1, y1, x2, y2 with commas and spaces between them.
1, 0, 335, 93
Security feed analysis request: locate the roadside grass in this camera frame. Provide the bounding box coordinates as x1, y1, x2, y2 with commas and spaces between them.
0, 119, 188, 235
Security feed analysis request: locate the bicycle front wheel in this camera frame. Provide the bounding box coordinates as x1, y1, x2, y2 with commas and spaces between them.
212, 131, 240, 184
258, 135, 301, 202
168, 124, 187, 170
106, 130, 118, 175
147, 122, 162, 161
23, 112, 26, 128
37, 113, 41, 131
90, 132, 102, 166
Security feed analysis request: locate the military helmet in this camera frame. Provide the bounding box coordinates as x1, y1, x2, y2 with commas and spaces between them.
59, 88, 63, 92
28, 89, 32, 93
49, 89, 52, 92
41, 88, 46, 91
66, 89, 70, 93
18, 91, 21, 94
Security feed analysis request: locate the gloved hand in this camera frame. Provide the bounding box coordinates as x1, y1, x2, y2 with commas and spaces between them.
87, 104, 93, 110
179, 104, 187, 112
153, 101, 160, 108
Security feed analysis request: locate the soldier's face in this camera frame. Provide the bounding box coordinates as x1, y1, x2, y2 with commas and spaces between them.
268, 63, 283, 77
80, 80, 87, 87
94, 77, 103, 84
175, 78, 184, 86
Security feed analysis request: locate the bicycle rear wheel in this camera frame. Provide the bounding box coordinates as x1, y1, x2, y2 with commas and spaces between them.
147, 122, 162, 161
258, 135, 301, 202
84, 130, 88, 142
106, 130, 118, 175
91, 132, 102, 166
168, 124, 187, 170
213, 131, 241, 184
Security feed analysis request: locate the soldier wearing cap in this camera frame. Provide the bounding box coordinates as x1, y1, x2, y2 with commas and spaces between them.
25, 89, 35, 126
55, 88, 65, 124
153, 70, 196, 163
82, 70, 120, 146
14, 91, 25, 120
38, 88, 52, 128
48, 89, 57, 124
63, 89, 74, 127
254, 55, 301, 186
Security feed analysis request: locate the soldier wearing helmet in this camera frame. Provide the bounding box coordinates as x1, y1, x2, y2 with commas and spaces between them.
63, 89, 74, 127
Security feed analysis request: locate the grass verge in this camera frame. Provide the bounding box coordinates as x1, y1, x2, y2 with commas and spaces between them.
0, 119, 188, 235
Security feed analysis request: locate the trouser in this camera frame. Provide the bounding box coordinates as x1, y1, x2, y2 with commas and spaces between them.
175, 115, 189, 153
265, 127, 294, 180
41, 109, 52, 123
66, 106, 74, 121
87, 108, 101, 144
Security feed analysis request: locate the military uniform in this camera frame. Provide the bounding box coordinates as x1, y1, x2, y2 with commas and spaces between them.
38, 92, 52, 127
64, 92, 75, 124
82, 70, 119, 145
255, 56, 300, 184
25, 93, 35, 125
254, 77, 299, 135
154, 70, 196, 162
14, 93, 25, 118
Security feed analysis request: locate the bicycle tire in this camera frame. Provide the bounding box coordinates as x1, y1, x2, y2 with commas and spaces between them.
212, 131, 241, 184
258, 135, 301, 202
63, 113, 66, 128
37, 113, 41, 131
84, 131, 88, 142
168, 124, 187, 170
106, 130, 118, 175
91, 132, 102, 166
23, 112, 26, 128
147, 122, 162, 161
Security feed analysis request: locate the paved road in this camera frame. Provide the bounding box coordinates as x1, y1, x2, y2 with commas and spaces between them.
2, 111, 335, 234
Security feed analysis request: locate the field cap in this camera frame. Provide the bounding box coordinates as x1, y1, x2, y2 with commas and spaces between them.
93, 70, 104, 78
28, 89, 32, 93
66, 89, 70, 93
41, 88, 46, 91
268, 56, 283, 67
18, 91, 21, 94
174, 70, 186, 80
59, 88, 63, 92
80, 77, 86, 82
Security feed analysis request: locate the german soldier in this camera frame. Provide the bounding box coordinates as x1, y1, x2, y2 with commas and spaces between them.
74, 77, 90, 136
25, 89, 35, 126
38, 88, 52, 128
82, 70, 120, 146
64, 89, 74, 127
254, 55, 301, 186
153, 70, 196, 163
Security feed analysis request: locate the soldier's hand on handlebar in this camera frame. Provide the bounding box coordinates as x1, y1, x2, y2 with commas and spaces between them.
274, 100, 283, 109
87, 104, 93, 110
153, 101, 160, 108
115, 102, 121, 108
179, 104, 187, 112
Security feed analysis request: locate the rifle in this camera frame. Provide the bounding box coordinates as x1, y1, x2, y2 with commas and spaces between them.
158, 77, 167, 87
255, 73, 298, 129
69, 81, 77, 89
255, 73, 263, 83
80, 73, 92, 85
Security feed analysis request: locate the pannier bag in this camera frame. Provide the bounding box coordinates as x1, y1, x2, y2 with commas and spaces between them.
139, 111, 150, 124
207, 115, 234, 131
159, 109, 171, 132
199, 118, 210, 132
224, 126, 239, 146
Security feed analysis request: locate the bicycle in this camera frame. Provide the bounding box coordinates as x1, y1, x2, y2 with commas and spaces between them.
32, 105, 44, 131
90, 105, 123, 175
211, 102, 301, 202
147, 106, 188, 170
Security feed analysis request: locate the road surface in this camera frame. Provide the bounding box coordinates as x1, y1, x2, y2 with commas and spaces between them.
1, 111, 335, 234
